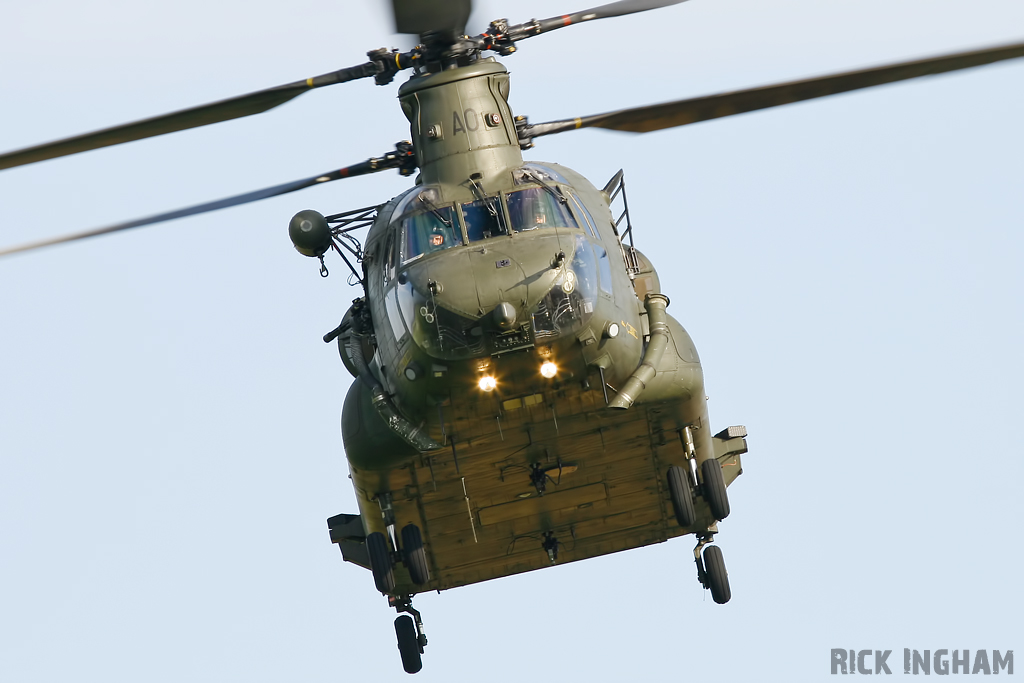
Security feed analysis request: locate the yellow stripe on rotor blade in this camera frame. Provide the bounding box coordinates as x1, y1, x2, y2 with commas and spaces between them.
574, 117, 582, 129
306, 77, 315, 87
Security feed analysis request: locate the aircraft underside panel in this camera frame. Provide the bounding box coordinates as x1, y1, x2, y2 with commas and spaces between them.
344, 381, 745, 594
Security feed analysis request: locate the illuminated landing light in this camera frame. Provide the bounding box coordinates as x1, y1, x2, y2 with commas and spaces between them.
478, 376, 498, 392
605, 322, 620, 339
540, 361, 558, 379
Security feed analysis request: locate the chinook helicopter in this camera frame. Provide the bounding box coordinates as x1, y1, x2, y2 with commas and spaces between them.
3, 0, 1024, 676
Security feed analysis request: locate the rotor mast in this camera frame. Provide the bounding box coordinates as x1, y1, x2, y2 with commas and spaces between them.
398, 59, 523, 191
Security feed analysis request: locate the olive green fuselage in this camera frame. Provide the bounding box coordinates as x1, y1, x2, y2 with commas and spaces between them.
333, 58, 734, 592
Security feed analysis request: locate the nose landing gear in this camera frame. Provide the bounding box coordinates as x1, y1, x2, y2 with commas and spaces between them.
390, 595, 428, 674
693, 533, 731, 604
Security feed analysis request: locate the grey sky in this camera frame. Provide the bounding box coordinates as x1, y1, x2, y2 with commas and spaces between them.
1, 1, 1022, 681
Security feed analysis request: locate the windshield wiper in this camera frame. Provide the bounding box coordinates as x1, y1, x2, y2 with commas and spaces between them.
523, 169, 567, 205
467, 173, 508, 233
417, 194, 452, 228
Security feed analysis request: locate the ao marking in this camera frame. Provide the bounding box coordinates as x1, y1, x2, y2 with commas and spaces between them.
452, 109, 480, 134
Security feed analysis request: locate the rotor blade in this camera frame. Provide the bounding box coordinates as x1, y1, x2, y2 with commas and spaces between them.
0, 63, 379, 171
526, 0, 689, 37
392, 0, 471, 35
0, 149, 408, 257
561, 0, 690, 20
523, 40, 1024, 139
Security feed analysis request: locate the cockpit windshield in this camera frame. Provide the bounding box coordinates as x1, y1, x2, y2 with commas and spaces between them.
507, 187, 579, 232
400, 207, 460, 263
462, 199, 509, 242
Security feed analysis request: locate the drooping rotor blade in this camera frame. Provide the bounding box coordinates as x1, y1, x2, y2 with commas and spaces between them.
520, 40, 1024, 140
510, 0, 690, 40
0, 63, 384, 171
552, 0, 690, 22
0, 144, 415, 257
392, 0, 472, 35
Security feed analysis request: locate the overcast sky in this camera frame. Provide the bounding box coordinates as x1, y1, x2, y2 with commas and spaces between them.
2, 1, 1022, 681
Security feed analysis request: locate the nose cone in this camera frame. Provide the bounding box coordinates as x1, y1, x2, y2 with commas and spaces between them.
493, 301, 517, 329
411, 231, 568, 322
399, 231, 599, 359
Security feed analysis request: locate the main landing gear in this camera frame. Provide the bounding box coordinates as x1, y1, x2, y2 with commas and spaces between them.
700, 458, 730, 521
368, 534, 432, 674
666, 457, 730, 527
366, 494, 431, 591
666, 457, 732, 604
367, 492, 433, 674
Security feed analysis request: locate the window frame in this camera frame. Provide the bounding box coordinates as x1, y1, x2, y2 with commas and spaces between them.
505, 184, 584, 235
567, 191, 600, 239
397, 204, 462, 266
458, 194, 513, 243
382, 231, 397, 285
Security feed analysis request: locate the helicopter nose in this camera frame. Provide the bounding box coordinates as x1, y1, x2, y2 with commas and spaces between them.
413, 232, 570, 322
397, 231, 599, 359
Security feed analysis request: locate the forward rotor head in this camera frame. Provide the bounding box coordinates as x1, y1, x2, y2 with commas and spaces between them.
1, 1, 1021, 257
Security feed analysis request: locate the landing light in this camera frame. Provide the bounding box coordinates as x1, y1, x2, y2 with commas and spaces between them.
540, 361, 558, 379
478, 376, 497, 392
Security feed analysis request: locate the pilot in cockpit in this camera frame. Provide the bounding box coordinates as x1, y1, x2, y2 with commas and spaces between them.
531, 204, 548, 227
430, 226, 446, 247
507, 187, 574, 232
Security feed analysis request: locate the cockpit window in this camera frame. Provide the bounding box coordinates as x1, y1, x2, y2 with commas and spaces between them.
568, 192, 600, 239
400, 207, 460, 263
462, 199, 509, 242
507, 187, 579, 231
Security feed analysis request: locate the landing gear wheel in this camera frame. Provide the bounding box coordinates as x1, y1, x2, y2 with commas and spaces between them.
701, 458, 730, 521
366, 531, 395, 594
401, 524, 430, 586
667, 465, 696, 527
395, 615, 423, 674
703, 544, 731, 604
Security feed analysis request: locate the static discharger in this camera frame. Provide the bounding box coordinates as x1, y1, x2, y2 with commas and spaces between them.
462, 477, 478, 544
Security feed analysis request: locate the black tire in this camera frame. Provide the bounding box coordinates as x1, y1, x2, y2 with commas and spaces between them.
395, 615, 423, 674
366, 531, 395, 594
401, 523, 430, 586
667, 465, 696, 528
701, 458, 730, 521
703, 544, 731, 604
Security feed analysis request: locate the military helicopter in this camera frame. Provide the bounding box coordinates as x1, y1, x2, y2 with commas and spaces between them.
3, 0, 1023, 676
